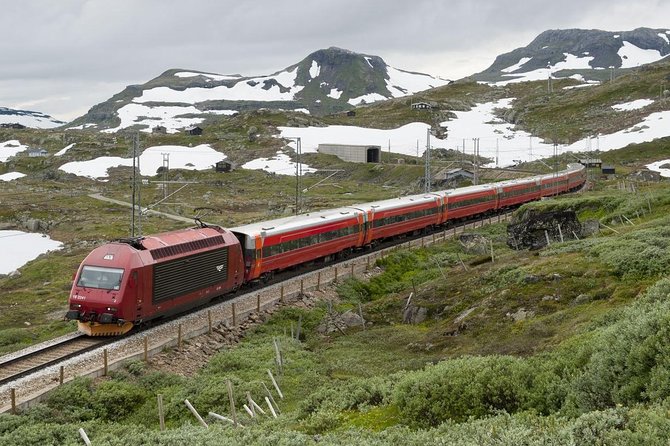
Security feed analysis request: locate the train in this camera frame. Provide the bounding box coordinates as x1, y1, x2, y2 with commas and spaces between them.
65, 163, 586, 335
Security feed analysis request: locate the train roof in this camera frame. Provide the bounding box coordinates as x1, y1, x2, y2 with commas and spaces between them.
230, 206, 362, 237
350, 193, 440, 213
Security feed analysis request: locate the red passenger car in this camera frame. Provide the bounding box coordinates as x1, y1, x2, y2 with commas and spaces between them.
353, 194, 442, 244
442, 185, 497, 221
231, 207, 365, 283
66, 225, 244, 335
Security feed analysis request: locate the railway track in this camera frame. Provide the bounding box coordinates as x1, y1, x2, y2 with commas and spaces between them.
0, 336, 111, 386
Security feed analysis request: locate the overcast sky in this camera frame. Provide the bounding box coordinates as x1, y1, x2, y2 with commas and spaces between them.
2, 0, 669, 121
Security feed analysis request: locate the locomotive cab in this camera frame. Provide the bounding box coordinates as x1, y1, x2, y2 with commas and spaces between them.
66, 243, 142, 336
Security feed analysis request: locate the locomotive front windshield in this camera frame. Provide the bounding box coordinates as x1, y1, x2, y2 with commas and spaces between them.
77, 266, 124, 290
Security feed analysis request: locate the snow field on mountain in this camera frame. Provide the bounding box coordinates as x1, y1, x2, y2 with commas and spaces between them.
102, 103, 206, 134
279, 97, 670, 168
494, 39, 668, 86
0, 108, 63, 129
385, 66, 449, 97
0, 230, 63, 275
137, 67, 303, 103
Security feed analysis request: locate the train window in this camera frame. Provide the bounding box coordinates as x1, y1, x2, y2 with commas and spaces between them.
77, 266, 124, 290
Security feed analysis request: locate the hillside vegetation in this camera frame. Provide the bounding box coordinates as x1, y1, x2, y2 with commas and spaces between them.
2, 173, 670, 443
2, 48, 670, 444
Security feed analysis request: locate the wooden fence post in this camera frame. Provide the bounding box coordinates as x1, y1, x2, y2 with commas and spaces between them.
184, 399, 208, 428
261, 382, 280, 414
280, 285, 284, 304
300, 279, 304, 295
10, 388, 16, 414
78, 428, 92, 446
351, 263, 355, 278
232, 303, 237, 326
257, 294, 261, 313
267, 369, 284, 399
208, 310, 213, 334
177, 324, 182, 350
158, 394, 165, 431
317, 271, 321, 290
143, 337, 148, 362
227, 379, 238, 427
103, 349, 108, 376
59, 366, 64, 385
334, 266, 338, 282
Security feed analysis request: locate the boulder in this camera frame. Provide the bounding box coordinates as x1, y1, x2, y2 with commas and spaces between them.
403, 305, 428, 324
507, 210, 582, 250
458, 233, 491, 255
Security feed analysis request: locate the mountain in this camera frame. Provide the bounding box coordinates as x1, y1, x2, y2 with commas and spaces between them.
474, 27, 670, 84
70, 47, 449, 133
0, 107, 65, 129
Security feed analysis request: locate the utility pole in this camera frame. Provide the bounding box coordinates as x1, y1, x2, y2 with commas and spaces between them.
424, 128, 431, 193
472, 138, 479, 186
130, 133, 142, 237
162, 153, 170, 200
294, 137, 302, 215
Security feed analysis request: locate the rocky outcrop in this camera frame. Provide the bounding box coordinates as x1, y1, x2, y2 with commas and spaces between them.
507, 210, 582, 250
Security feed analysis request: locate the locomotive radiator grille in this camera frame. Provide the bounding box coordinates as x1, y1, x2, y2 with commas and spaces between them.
152, 247, 229, 303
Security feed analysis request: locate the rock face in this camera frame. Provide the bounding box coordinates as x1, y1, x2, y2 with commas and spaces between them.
507, 210, 582, 250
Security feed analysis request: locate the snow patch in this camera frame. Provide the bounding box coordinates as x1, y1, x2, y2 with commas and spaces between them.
136, 67, 304, 103
0, 230, 63, 275
495, 53, 594, 86
242, 151, 316, 176
612, 99, 654, 111
618, 41, 664, 68
54, 143, 76, 156
0, 140, 29, 162
279, 122, 441, 158
501, 57, 532, 73
174, 71, 241, 81
66, 123, 98, 130
385, 66, 449, 98
309, 61, 320, 78
348, 93, 388, 105
328, 88, 343, 99
658, 33, 670, 45
279, 98, 670, 168
646, 159, 670, 177
102, 103, 204, 133
364, 57, 374, 68
59, 144, 225, 180
0, 108, 63, 129
0, 172, 26, 181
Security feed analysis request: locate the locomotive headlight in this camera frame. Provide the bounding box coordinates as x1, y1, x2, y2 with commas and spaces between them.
70, 303, 82, 309
106, 307, 118, 312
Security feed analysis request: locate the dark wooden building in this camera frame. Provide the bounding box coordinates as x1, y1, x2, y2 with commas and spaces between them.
185, 126, 203, 136
215, 160, 235, 172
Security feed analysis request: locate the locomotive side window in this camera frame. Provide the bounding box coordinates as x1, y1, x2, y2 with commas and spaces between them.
77, 266, 124, 290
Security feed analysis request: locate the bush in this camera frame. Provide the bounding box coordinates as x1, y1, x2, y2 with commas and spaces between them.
393, 355, 532, 426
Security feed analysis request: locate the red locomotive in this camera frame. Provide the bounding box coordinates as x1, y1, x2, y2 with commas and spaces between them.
66, 163, 586, 335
